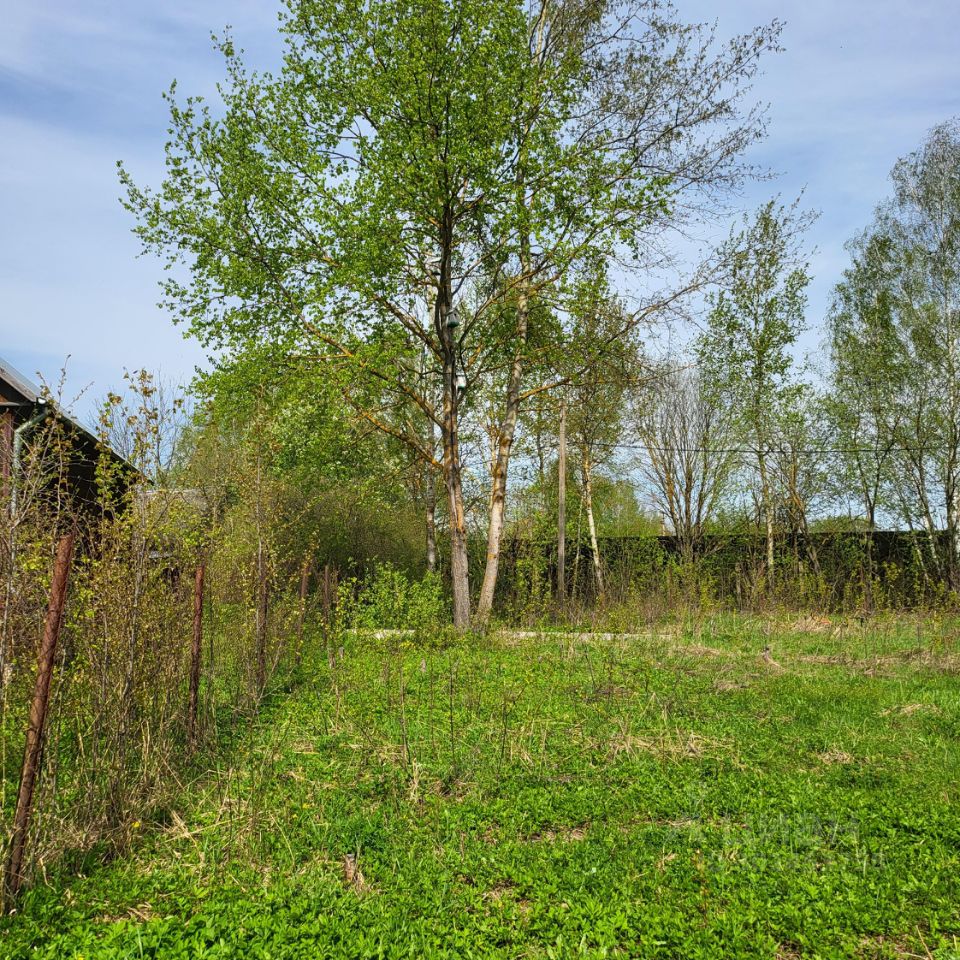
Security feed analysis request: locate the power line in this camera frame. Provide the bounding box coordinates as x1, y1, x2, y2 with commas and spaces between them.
599, 440, 945, 457
524, 438, 959, 458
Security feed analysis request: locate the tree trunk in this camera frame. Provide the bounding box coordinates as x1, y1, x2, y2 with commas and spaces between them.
864, 501, 876, 612
757, 449, 775, 585
582, 454, 605, 600
950, 495, 960, 592
946, 463, 960, 590
557, 400, 566, 602
441, 336, 471, 630
475, 289, 530, 625
917, 485, 942, 581
5, 531, 74, 905
475, 454, 507, 625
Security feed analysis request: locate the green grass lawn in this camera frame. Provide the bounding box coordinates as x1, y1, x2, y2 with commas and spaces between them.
3, 615, 960, 959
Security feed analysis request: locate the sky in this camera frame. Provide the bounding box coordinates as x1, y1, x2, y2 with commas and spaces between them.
1, 0, 959, 422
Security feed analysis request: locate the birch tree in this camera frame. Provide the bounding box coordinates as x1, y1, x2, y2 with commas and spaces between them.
828, 119, 960, 588
826, 231, 903, 596
121, 0, 780, 627
472, 1, 782, 623
635, 365, 733, 567
563, 280, 643, 599
697, 200, 813, 584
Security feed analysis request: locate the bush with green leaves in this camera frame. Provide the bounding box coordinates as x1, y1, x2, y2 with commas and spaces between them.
340, 564, 447, 633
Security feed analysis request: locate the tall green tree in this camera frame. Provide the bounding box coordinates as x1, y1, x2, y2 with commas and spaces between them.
121, 0, 779, 627
561, 277, 643, 598
828, 119, 960, 587
697, 200, 813, 582
826, 231, 903, 598
471, 1, 781, 622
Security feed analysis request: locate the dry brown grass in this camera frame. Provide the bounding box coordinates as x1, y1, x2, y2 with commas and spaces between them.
817, 748, 856, 766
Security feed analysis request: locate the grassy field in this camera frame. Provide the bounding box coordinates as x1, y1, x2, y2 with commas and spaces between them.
2, 615, 959, 959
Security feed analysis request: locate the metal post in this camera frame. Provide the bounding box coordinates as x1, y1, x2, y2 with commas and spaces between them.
5, 531, 75, 905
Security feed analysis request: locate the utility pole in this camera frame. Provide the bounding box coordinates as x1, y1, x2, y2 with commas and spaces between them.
557, 400, 566, 601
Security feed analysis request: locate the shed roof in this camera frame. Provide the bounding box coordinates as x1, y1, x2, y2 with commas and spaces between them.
0, 355, 140, 477
0, 356, 46, 406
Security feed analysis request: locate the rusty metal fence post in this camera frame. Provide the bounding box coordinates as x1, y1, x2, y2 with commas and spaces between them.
4, 531, 75, 906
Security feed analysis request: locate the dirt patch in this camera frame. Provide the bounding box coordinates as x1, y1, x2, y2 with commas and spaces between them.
775, 943, 803, 960
526, 823, 589, 843
484, 880, 516, 902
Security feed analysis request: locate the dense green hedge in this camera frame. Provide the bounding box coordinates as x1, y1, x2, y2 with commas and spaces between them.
489, 532, 957, 611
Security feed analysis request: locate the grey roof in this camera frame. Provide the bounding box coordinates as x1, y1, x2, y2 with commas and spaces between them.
0, 356, 44, 405
0, 355, 138, 473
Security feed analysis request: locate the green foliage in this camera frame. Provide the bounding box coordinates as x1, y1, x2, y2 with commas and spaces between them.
826, 119, 960, 589
121, 0, 763, 626
340, 564, 447, 633
590, 478, 661, 538
3, 619, 960, 958
695, 199, 815, 581
508, 549, 553, 626
119, 0, 669, 350
698, 199, 812, 435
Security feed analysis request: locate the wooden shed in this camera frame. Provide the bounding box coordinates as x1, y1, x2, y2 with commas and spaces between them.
0, 356, 139, 510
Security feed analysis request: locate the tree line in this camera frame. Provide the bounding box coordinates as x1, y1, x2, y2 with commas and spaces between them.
117, 0, 960, 620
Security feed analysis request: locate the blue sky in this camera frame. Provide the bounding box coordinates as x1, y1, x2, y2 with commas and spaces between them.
1, 0, 959, 420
